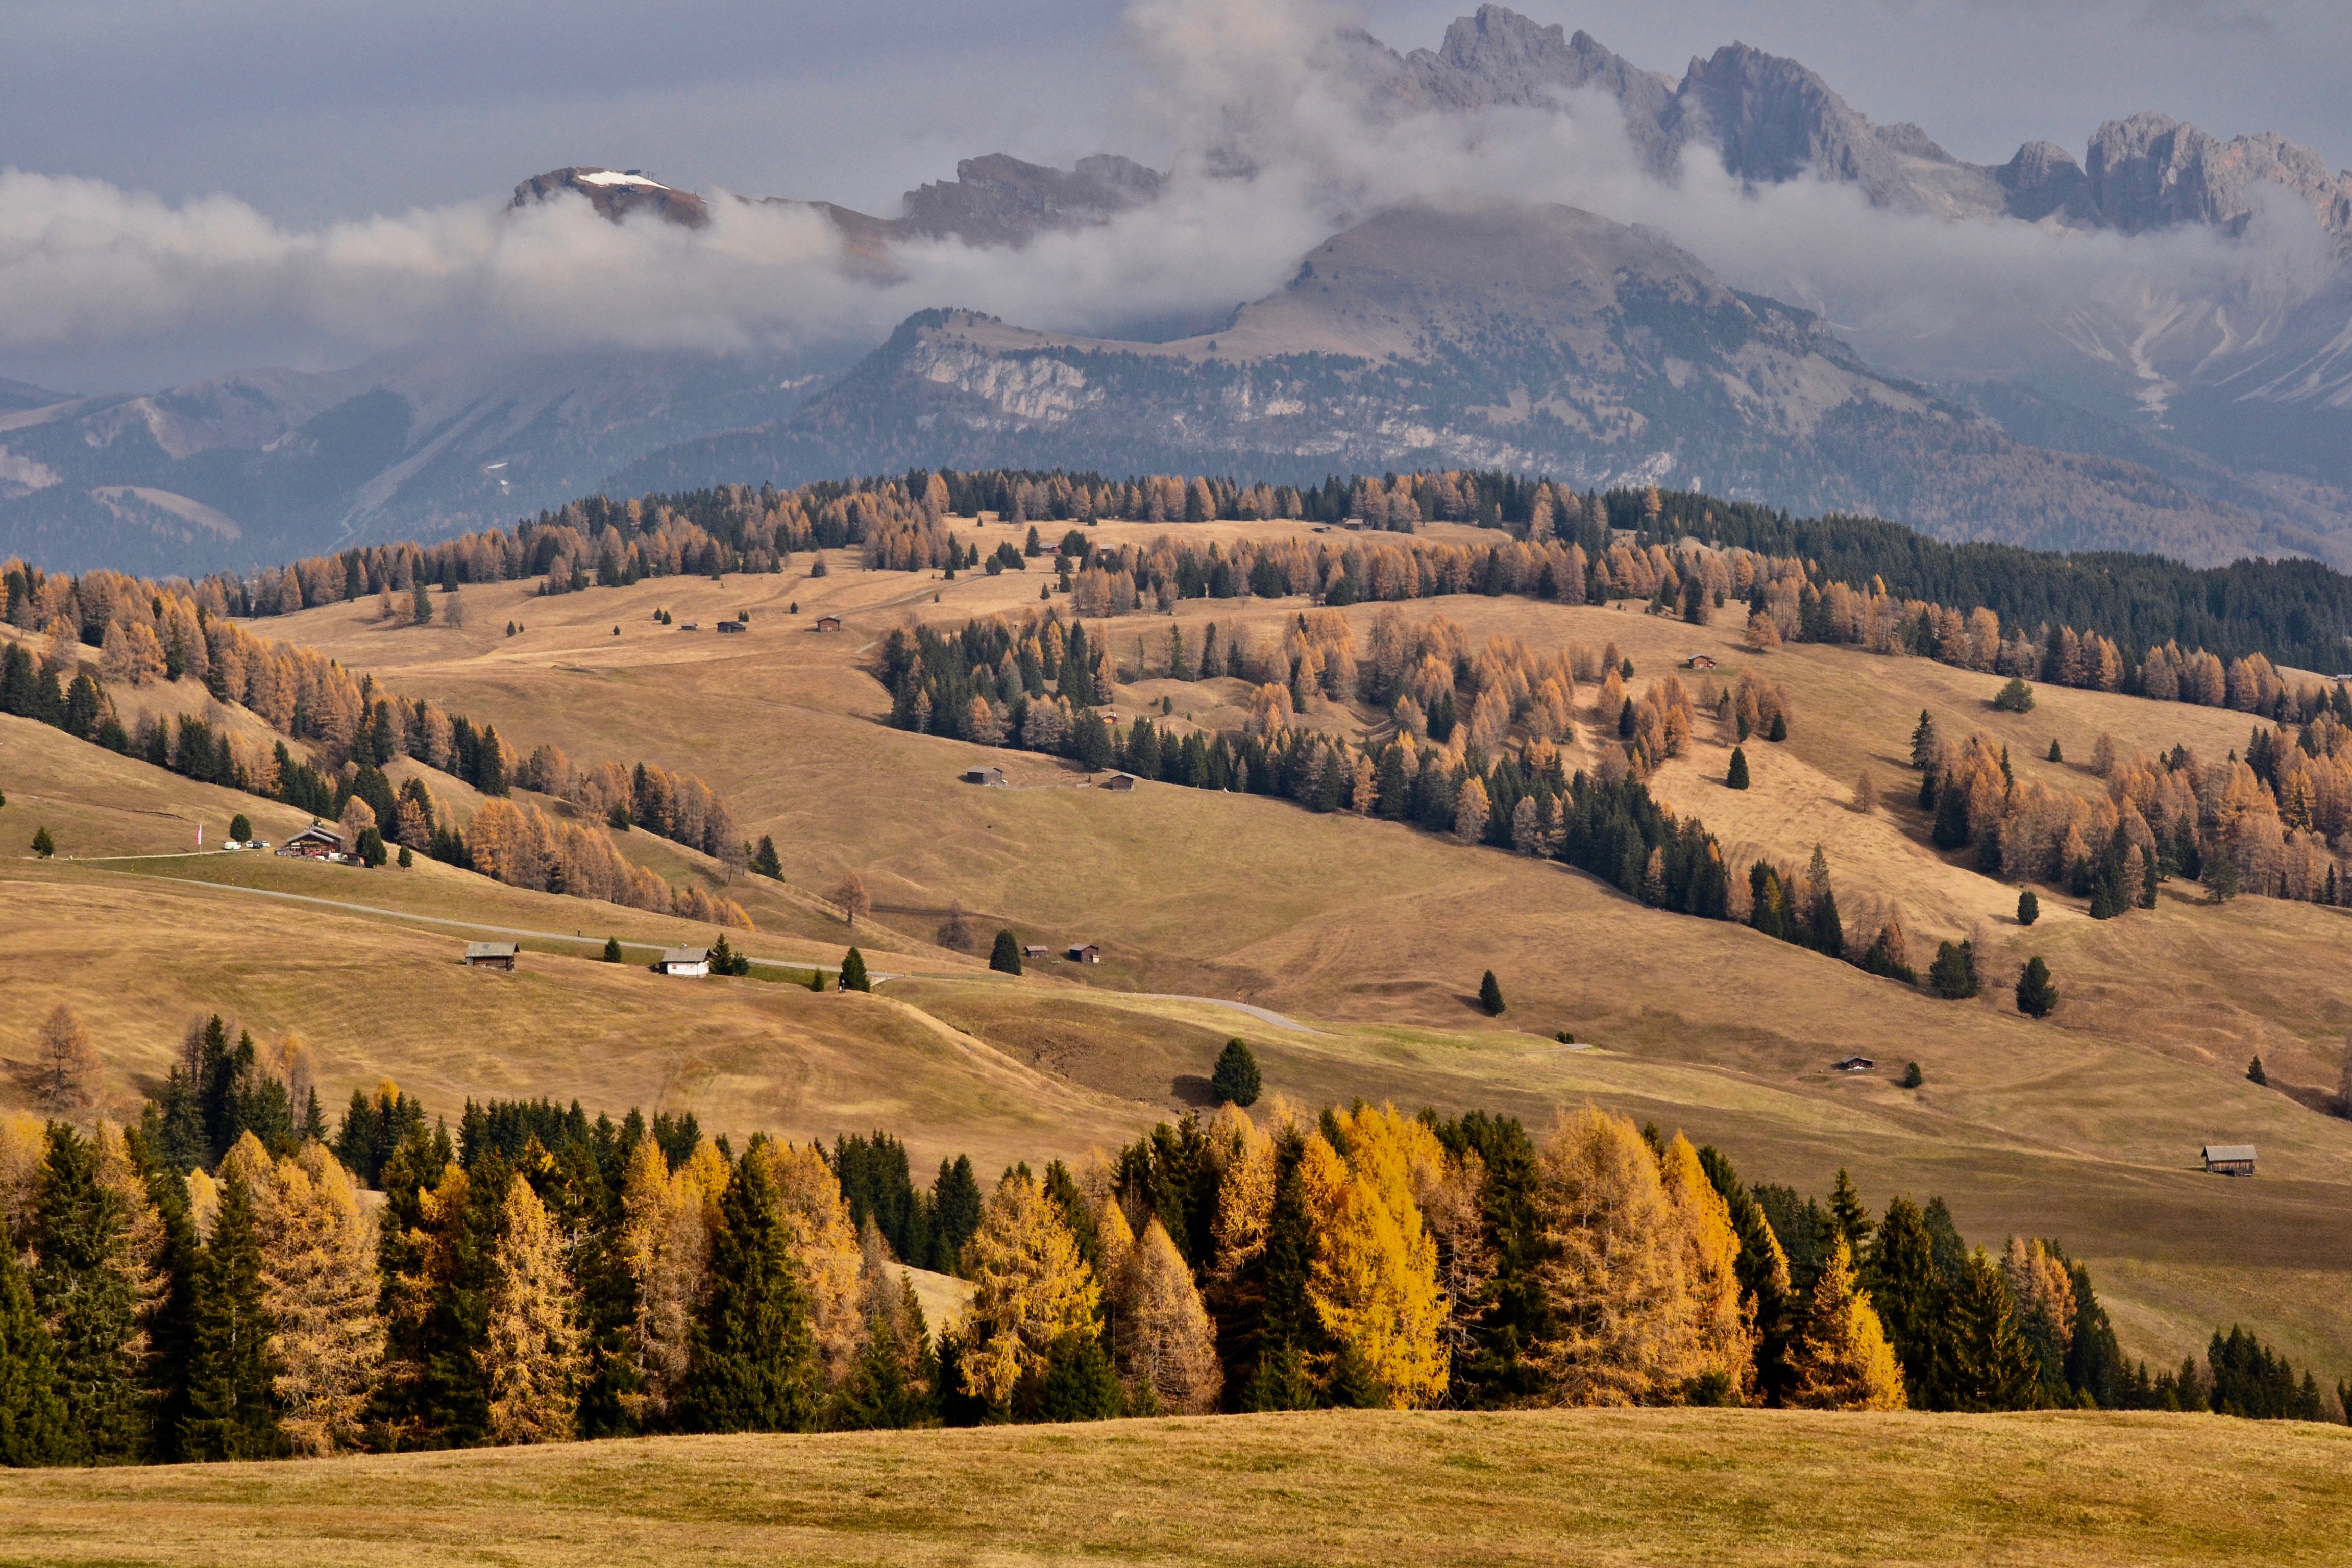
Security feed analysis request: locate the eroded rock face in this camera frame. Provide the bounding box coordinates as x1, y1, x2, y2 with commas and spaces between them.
2085, 112, 2352, 244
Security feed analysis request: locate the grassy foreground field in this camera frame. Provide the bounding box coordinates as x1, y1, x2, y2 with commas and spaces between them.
0, 1409, 2344, 1566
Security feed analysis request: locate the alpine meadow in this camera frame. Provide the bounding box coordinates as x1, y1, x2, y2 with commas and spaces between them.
5, 0, 2352, 1561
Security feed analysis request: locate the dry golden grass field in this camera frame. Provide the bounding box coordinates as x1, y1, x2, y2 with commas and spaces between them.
6, 519, 2351, 1382
0, 1408, 2345, 1566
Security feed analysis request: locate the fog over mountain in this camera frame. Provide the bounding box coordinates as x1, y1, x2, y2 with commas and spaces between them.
3, 1, 2349, 573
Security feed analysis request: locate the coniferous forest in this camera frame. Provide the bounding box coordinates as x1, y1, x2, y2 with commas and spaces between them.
1, 1028, 2332, 1468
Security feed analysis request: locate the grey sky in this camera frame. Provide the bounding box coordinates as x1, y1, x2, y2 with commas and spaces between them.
5, 0, 2344, 227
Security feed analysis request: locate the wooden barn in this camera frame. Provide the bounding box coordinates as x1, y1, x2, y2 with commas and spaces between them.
962, 766, 1007, 787
660, 946, 710, 978
1067, 943, 1102, 964
2201, 1144, 2257, 1177
464, 941, 518, 971
1099, 772, 1139, 792
815, 615, 843, 633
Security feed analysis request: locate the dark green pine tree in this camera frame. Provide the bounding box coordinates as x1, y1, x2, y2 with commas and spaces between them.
0, 1208, 66, 1466
838, 1277, 935, 1430
2046, 739, 2063, 764
1040, 1331, 1124, 1422
1827, 1169, 1874, 1252
1243, 1129, 1322, 1412
1809, 886, 1844, 958
1767, 710, 1788, 742
1940, 1250, 2040, 1411
2015, 956, 2059, 1018
32, 1124, 150, 1463
926, 1156, 985, 1276
988, 929, 1023, 975
1909, 710, 1940, 770
603, 936, 623, 963
751, 835, 783, 879
2016, 889, 2040, 926
1726, 746, 1750, 789
1931, 773, 1972, 848
126, 1114, 201, 1462
684, 1150, 819, 1432
1210, 1038, 1262, 1107
181, 1166, 282, 1461
1478, 970, 1506, 1016
1928, 940, 1978, 999
1864, 1197, 1949, 1409
839, 947, 871, 992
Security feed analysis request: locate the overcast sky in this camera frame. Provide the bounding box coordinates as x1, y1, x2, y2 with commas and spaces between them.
5, 0, 2346, 225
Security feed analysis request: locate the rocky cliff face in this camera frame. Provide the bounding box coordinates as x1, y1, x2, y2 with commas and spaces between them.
612, 199, 2328, 567
2085, 112, 2352, 245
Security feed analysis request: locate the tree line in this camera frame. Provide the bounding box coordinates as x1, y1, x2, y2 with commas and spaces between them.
4, 1049, 2338, 1467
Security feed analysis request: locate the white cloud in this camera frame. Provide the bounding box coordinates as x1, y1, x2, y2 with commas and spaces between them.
0, 0, 2338, 400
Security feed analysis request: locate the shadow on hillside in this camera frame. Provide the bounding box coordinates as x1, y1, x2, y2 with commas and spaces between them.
1170, 1073, 1218, 1108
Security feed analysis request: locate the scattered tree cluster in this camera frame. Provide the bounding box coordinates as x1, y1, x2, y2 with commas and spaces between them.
1910, 708, 2352, 912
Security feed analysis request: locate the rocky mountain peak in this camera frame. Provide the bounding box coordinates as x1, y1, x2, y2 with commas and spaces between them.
509, 167, 710, 228
2085, 111, 2352, 244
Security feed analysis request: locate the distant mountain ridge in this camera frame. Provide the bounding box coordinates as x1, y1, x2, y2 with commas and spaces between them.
5, 5, 2351, 575
614, 200, 2332, 568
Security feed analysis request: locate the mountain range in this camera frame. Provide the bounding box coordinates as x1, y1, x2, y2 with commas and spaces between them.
4, 5, 2349, 576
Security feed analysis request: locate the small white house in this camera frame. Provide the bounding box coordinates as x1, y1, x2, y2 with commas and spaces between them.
660, 945, 710, 978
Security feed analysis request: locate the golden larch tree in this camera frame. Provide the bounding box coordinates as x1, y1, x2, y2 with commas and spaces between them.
247, 1140, 384, 1455
749, 1139, 866, 1391
482, 1179, 586, 1444
1108, 1216, 1222, 1414
1786, 1238, 1906, 1411
1659, 1133, 1755, 1400
958, 1171, 1099, 1410
1303, 1106, 1449, 1409
1529, 1106, 1694, 1405
616, 1138, 711, 1424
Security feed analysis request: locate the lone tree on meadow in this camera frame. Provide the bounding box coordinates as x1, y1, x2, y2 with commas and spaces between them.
1853, 770, 1876, 813
37, 1003, 99, 1111
751, 836, 783, 879
1478, 970, 1506, 1016
1209, 1039, 1261, 1108
30, 826, 54, 859
1726, 747, 1750, 790
989, 929, 1023, 975
839, 948, 871, 993
603, 937, 623, 963
2016, 889, 2039, 926
2015, 957, 2057, 1019
834, 873, 872, 929
1992, 677, 2036, 713
228, 813, 251, 842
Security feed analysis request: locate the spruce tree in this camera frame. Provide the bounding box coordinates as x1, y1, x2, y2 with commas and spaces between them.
603, 937, 623, 963
751, 835, 783, 879
1863, 1197, 1946, 1408
1942, 1249, 2038, 1411
927, 1156, 985, 1275
1478, 970, 1506, 1016
2015, 956, 2058, 1018
2016, 889, 2039, 926
33, 1125, 150, 1463
1209, 1038, 1262, 1107
684, 1154, 819, 1432
228, 814, 251, 842
839, 947, 871, 992
0, 1208, 66, 1466
182, 1165, 281, 1461
1767, 711, 1788, 742
1827, 1170, 1873, 1251
989, 929, 1023, 975
1909, 711, 1940, 770
1726, 747, 1749, 789
1928, 941, 1978, 999
2046, 740, 2062, 764
31, 825, 54, 858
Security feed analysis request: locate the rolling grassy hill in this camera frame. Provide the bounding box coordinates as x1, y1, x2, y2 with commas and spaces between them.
6, 517, 2351, 1382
